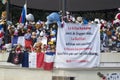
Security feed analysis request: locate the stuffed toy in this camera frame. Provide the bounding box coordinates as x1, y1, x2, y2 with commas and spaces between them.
26, 13, 35, 30
50, 30, 56, 42
17, 23, 24, 29
24, 29, 32, 50
15, 44, 22, 53
31, 31, 37, 45
0, 11, 7, 32
11, 29, 18, 47
4, 43, 12, 52
63, 11, 75, 22
76, 16, 88, 24
50, 44, 56, 52
48, 24, 57, 45
35, 20, 43, 29
43, 44, 55, 70
113, 13, 120, 24
46, 12, 61, 28
33, 42, 42, 53
42, 44, 47, 52
39, 29, 46, 37
37, 31, 47, 47
26, 13, 34, 22
7, 44, 23, 65
115, 13, 120, 20
76, 16, 83, 23
0, 11, 7, 23
35, 20, 44, 37
32, 42, 44, 68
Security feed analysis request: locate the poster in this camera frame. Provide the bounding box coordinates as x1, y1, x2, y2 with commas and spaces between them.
55, 23, 100, 68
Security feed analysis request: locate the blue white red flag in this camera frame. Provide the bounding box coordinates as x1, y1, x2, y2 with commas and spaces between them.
19, 4, 27, 23
44, 52, 55, 70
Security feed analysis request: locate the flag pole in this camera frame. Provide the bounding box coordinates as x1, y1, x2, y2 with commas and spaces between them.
62, 0, 66, 16
25, 0, 27, 14
26, 0, 27, 4
4, 0, 10, 44
6, 0, 10, 21
24, 0, 27, 23
18, 0, 27, 24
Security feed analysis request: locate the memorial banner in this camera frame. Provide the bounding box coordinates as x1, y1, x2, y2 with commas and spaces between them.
55, 23, 100, 68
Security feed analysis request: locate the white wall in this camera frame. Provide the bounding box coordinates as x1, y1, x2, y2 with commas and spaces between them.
0, 67, 120, 80
0, 53, 120, 80
0, 68, 52, 80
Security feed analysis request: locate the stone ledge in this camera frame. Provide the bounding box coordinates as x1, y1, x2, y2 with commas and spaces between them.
0, 62, 120, 71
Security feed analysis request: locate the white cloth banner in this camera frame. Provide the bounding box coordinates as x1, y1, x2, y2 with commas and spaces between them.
29, 52, 37, 68
55, 23, 100, 68
17, 36, 25, 47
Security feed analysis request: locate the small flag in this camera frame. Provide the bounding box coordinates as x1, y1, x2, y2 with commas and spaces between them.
2, 0, 7, 4
29, 52, 37, 68
37, 52, 44, 68
19, 3, 27, 24
44, 52, 55, 70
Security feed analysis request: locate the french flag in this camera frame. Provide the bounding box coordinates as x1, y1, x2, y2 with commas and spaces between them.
44, 52, 55, 70
19, 4, 27, 23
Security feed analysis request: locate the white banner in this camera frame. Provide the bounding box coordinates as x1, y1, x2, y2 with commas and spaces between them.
55, 23, 100, 68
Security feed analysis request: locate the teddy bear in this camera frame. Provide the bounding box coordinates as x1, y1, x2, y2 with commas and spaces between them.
24, 29, 32, 50
25, 13, 35, 31
0, 11, 7, 32
45, 12, 61, 29
31, 31, 37, 45
48, 24, 57, 45
32, 42, 44, 68
35, 20, 44, 37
